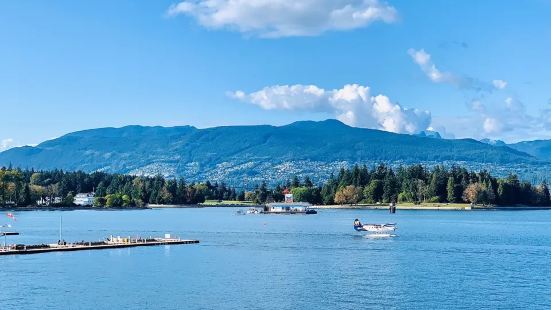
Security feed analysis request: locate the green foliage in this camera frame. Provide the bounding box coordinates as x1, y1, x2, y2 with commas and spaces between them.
363, 180, 383, 203
0, 167, 234, 207
291, 186, 322, 204
1, 163, 550, 208
427, 196, 440, 203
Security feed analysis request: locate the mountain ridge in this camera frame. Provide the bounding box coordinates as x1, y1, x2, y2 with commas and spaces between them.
0, 120, 545, 185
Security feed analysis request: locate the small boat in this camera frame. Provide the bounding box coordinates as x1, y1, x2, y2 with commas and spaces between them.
246, 208, 260, 214
235, 209, 246, 215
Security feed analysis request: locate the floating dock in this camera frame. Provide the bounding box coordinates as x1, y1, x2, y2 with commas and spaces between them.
0, 235, 199, 256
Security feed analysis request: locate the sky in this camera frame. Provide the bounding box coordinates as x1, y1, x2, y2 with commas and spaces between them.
1, 0, 551, 150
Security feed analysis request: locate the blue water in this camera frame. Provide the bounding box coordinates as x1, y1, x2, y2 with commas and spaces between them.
1, 208, 551, 309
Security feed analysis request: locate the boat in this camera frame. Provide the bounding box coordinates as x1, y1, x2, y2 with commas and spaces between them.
246, 208, 260, 214
236, 209, 246, 215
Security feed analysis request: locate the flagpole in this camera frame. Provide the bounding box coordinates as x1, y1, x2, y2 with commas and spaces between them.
59, 215, 63, 243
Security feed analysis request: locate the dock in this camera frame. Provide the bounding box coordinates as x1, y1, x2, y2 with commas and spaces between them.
0, 235, 199, 256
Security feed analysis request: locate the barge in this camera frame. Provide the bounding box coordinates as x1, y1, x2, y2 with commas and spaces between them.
0, 234, 199, 256
262, 202, 317, 214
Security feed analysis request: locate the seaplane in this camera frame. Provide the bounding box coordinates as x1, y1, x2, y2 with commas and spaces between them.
353, 219, 397, 238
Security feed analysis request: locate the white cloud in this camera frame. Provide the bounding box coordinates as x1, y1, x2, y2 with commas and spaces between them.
483, 117, 502, 134
168, 0, 398, 38
0, 138, 16, 151
407, 48, 458, 84
492, 79, 507, 90
230, 83, 431, 134
408, 48, 508, 95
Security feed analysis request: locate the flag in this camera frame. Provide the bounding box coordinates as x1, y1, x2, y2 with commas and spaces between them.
6, 213, 16, 221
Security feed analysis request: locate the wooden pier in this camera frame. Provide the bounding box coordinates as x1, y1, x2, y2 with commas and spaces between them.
0, 236, 199, 256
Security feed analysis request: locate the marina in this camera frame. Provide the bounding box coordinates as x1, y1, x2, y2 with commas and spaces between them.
0, 233, 199, 256
0, 235, 199, 256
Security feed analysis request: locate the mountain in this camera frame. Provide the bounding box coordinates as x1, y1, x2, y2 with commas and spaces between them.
0, 120, 544, 185
480, 138, 507, 147
509, 140, 551, 161
416, 130, 442, 139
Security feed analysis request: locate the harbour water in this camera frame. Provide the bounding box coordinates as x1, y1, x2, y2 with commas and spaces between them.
1, 208, 551, 309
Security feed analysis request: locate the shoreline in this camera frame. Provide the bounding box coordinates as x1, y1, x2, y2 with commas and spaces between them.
312, 203, 551, 211
0, 206, 150, 212
2, 203, 551, 212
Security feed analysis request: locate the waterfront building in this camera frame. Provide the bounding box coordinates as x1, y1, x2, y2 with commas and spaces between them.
74, 193, 95, 206
36, 197, 63, 206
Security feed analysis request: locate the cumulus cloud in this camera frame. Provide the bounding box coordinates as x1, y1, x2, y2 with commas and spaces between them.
492, 79, 507, 90
430, 95, 551, 142
230, 84, 431, 134
0, 138, 16, 151
482, 117, 503, 134
167, 0, 398, 38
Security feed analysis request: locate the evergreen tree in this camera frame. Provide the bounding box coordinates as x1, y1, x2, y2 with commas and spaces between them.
447, 176, 456, 202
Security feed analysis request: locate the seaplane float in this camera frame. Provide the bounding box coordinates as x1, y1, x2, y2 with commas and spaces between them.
353, 219, 397, 238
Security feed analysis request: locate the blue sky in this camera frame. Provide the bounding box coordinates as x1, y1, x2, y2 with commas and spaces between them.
1, 0, 551, 149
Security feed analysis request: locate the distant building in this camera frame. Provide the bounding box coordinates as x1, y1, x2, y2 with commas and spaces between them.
284, 193, 294, 203
36, 197, 62, 206
74, 193, 95, 206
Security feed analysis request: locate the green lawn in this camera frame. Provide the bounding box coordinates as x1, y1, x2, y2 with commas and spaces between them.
201, 200, 257, 206
396, 202, 471, 209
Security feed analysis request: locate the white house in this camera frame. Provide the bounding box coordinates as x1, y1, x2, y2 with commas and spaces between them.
74, 193, 95, 206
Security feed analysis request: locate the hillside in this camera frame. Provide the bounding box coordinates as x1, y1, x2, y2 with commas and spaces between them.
509, 140, 551, 161
0, 120, 544, 185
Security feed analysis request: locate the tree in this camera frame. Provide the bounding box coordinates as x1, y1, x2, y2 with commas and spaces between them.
291, 186, 322, 204
237, 191, 246, 201
334, 185, 361, 205
321, 175, 337, 205
291, 176, 300, 188
122, 194, 132, 207
382, 171, 398, 203
463, 183, 480, 204
94, 197, 106, 207
364, 180, 383, 203
63, 192, 75, 206
303, 176, 313, 188
428, 166, 448, 202
255, 182, 268, 204
415, 179, 429, 203
105, 194, 123, 207
463, 182, 494, 205
447, 177, 457, 203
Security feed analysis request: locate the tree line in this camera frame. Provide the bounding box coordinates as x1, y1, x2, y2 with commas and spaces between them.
0, 167, 237, 207
246, 164, 551, 206
1, 164, 550, 207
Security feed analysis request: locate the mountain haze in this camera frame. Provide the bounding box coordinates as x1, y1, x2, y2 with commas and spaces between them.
509, 140, 551, 161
